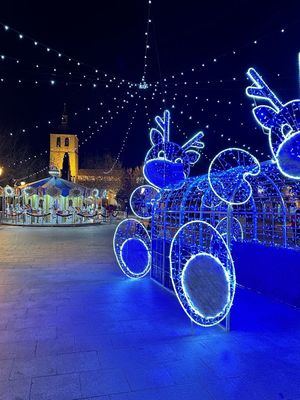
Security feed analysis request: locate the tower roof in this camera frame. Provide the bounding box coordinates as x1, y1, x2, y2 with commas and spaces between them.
57, 103, 69, 132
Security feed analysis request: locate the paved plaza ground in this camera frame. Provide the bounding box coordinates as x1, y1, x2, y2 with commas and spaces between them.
0, 224, 299, 400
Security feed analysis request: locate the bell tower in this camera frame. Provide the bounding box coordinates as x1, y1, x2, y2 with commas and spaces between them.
49, 104, 79, 182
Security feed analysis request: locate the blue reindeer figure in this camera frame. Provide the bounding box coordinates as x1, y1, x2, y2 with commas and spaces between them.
113, 108, 260, 328
113, 110, 205, 280
143, 110, 204, 188
246, 67, 300, 180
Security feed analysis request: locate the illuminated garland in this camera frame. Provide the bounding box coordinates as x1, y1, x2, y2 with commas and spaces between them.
0, 22, 135, 86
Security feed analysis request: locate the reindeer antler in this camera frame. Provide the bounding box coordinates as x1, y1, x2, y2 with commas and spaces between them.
182, 131, 205, 151
154, 110, 170, 142
246, 68, 283, 111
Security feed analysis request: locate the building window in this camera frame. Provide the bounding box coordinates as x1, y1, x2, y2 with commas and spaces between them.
65, 137, 69, 147
56, 137, 61, 147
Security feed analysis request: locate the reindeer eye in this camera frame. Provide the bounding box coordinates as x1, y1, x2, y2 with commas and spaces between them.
175, 158, 183, 163
158, 150, 165, 158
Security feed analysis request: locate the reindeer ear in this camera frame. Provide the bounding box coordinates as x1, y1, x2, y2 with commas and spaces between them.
186, 150, 200, 165
150, 128, 163, 145
253, 105, 278, 129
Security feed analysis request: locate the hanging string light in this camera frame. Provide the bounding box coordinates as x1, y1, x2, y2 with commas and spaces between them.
0, 22, 136, 87
152, 25, 288, 85
78, 91, 138, 147
139, 0, 152, 88
103, 95, 142, 174
14, 165, 49, 182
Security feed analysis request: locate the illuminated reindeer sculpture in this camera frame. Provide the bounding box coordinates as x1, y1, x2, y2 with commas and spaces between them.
246, 67, 300, 179
142, 110, 204, 188
113, 107, 262, 327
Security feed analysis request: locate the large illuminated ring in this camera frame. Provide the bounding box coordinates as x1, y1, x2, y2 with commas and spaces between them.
113, 218, 151, 279
208, 148, 260, 205
129, 185, 159, 219
170, 220, 235, 327
215, 217, 244, 242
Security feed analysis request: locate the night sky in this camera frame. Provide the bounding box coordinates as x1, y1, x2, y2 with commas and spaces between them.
1, 0, 300, 179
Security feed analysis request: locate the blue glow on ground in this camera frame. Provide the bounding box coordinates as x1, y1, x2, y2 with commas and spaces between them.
1, 225, 299, 399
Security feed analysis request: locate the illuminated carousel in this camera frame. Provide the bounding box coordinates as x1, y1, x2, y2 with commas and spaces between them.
1, 169, 112, 226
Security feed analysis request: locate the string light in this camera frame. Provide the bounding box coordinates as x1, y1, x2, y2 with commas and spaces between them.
103, 95, 141, 173
0, 22, 136, 87
153, 25, 292, 86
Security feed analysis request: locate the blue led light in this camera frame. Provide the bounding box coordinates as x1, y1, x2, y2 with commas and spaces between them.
143, 110, 205, 188
208, 148, 260, 205
113, 218, 151, 279
113, 100, 300, 328
246, 67, 300, 180
170, 220, 235, 327
129, 184, 159, 219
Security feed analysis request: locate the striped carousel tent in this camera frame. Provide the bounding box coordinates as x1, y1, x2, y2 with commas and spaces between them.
17, 175, 90, 212
20, 176, 88, 197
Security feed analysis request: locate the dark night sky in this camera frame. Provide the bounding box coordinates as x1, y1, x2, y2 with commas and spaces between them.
1, 0, 300, 176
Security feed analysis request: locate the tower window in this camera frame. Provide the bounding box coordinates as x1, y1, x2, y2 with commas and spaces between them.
56, 137, 61, 147
65, 137, 69, 147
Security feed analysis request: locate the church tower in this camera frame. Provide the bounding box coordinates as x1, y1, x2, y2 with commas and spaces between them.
49, 104, 79, 182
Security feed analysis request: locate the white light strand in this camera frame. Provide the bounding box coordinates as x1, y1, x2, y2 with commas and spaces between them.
153, 25, 288, 85
103, 95, 142, 174
78, 91, 138, 147
14, 165, 49, 182
0, 22, 135, 86
141, 0, 152, 84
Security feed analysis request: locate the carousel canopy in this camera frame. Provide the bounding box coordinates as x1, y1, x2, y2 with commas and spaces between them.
19, 176, 88, 197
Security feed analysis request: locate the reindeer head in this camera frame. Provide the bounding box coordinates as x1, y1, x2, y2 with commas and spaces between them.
143, 110, 205, 188
246, 67, 300, 180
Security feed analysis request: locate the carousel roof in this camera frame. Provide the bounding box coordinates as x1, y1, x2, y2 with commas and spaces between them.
19, 176, 88, 197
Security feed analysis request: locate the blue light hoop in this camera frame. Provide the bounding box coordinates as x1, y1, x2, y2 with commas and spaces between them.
169, 220, 235, 327
246, 67, 300, 180
129, 185, 159, 219
208, 148, 261, 205
215, 217, 244, 242
113, 218, 151, 278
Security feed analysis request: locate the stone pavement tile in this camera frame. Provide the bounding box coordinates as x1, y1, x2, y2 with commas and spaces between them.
78, 397, 109, 400
109, 332, 145, 349
163, 359, 218, 386
0, 377, 31, 400
125, 365, 174, 391
110, 383, 214, 400
0, 360, 13, 381
10, 356, 56, 379
0, 340, 36, 360
207, 373, 300, 400
74, 334, 112, 352
97, 343, 178, 370
0, 326, 56, 343
36, 336, 75, 356
80, 369, 130, 397
56, 351, 100, 374
120, 319, 155, 334
30, 373, 81, 400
